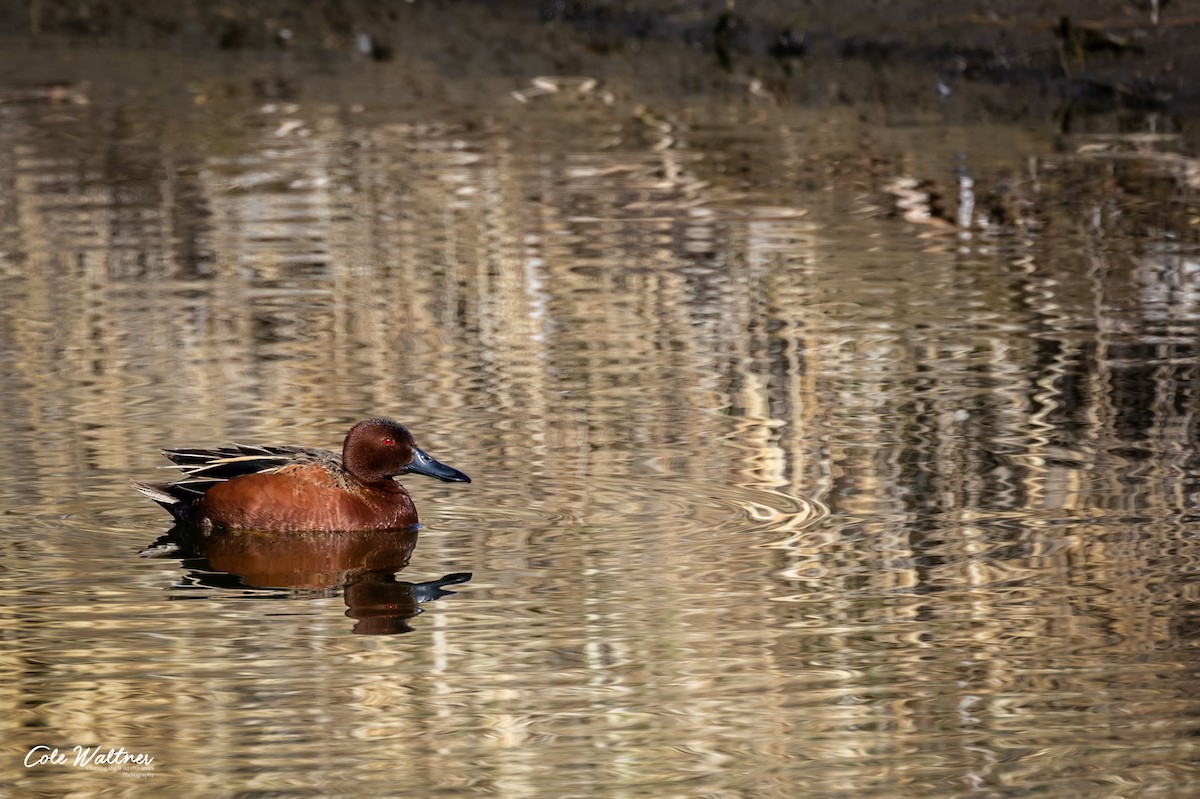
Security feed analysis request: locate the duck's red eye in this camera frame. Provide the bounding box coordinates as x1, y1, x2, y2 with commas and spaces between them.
382, 437, 394, 446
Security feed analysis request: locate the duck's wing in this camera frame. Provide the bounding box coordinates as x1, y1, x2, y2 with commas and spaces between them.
136, 444, 337, 521
159, 445, 332, 494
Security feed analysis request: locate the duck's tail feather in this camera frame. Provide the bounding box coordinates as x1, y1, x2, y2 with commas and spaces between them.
133, 481, 197, 523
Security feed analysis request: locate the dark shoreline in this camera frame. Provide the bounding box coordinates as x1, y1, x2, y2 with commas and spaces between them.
0, 1, 1196, 125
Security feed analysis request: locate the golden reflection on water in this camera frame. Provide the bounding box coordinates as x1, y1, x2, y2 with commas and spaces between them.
1, 49, 1200, 798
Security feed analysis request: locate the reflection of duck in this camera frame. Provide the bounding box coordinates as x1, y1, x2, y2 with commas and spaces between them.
142, 525, 471, 635
135, 418, 470, 532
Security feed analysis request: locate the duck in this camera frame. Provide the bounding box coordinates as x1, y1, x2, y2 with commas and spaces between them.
135, 418, 470, 531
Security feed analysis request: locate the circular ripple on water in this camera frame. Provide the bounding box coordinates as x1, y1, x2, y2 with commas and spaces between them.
423, 474, 828, 540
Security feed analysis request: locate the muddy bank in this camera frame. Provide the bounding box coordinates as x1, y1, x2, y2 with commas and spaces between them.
0, 0, 1196, 125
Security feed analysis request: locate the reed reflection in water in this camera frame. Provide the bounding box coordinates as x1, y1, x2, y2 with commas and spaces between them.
1, 54, 1199, 798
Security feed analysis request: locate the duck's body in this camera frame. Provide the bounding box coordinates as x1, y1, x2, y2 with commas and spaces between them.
135, 419, 470, 532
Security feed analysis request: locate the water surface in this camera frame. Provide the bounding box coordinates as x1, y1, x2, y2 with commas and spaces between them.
2, 42, 1199, 798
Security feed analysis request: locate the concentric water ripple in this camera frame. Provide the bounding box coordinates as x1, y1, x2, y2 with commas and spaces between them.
429, 475, 826, 537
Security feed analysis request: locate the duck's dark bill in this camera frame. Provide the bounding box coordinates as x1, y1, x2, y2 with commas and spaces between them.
404, 447, 471, 483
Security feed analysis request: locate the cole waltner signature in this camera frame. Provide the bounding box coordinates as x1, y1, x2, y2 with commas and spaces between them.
24, 745, 154, 769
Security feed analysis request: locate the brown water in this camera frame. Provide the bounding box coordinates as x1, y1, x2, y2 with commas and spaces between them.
2, 44, 1200, 798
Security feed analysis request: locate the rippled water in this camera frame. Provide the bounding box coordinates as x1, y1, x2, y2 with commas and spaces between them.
2, 43, 1200, 798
